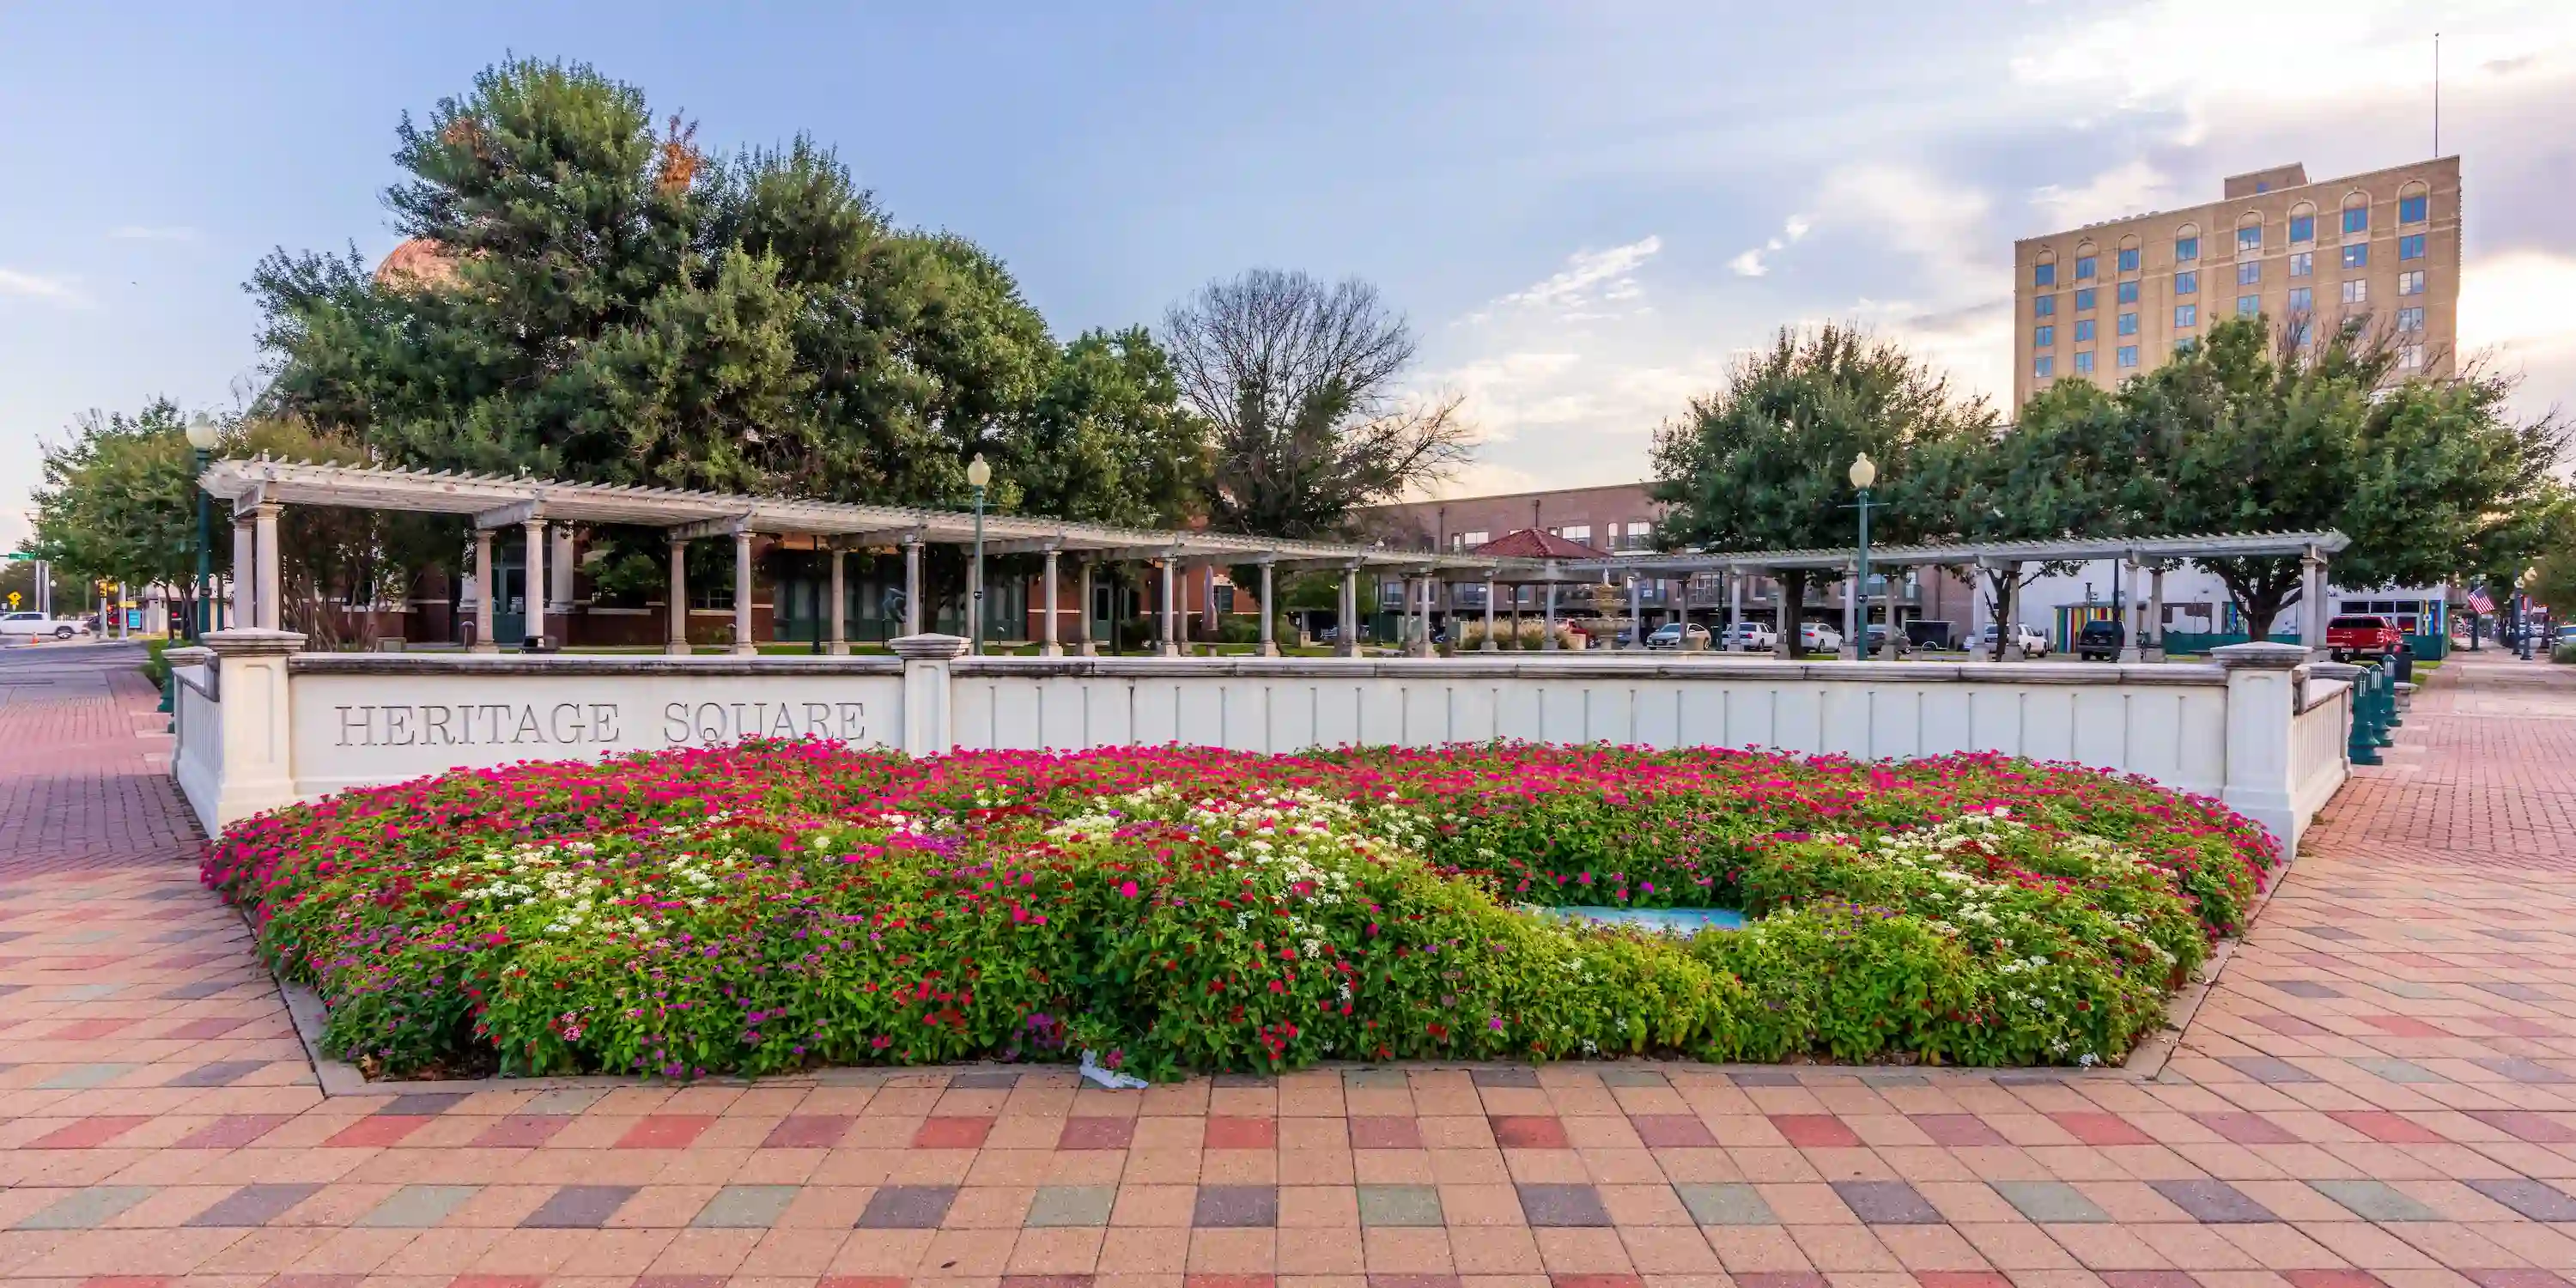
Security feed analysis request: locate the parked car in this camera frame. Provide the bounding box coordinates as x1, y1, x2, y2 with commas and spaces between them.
1975, 622, 2050, 657
2075, 618, 2126, 661
1862, 624, 1912, 657
1646, 622, 1713, 651
0, 612, 91, 641
1722, 622, 1777, 651
2324, 613, 2404, 663
1795, 621, 1843, 653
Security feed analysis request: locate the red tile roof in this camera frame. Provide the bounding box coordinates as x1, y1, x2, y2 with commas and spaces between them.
1470, 528, 1609, 560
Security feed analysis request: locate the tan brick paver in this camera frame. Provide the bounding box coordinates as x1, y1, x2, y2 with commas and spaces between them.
2, 643, 2570, 1288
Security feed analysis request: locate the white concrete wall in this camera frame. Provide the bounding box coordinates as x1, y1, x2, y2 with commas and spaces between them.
171, 633, 2336, 850
2290, 677, 2353, 829
171, 660, 222, 838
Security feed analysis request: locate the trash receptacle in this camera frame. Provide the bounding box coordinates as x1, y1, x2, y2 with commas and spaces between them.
2392, 641, 2415, 685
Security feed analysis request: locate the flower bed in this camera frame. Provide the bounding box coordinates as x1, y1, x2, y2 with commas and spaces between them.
202, 742, 2276, 1080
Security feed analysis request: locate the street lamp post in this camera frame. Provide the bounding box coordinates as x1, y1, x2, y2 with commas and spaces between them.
1848, 453, 1877, 660
966, 453, 992, 655
2518, 567, 2538, 660
184, 414, 221, 638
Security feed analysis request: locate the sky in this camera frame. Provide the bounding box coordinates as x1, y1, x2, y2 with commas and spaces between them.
3, 0, 2573, 545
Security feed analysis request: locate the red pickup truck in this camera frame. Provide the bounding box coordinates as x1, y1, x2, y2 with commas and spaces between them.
2324, 614, 2403, 662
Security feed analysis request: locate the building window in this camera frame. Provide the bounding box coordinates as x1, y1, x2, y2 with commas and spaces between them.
2237, 225, 2262, 253
2175, 234, 2199, 261
2175, 337, 2199, 355
2342, 279, 2368, 305
2075, 254, 2098, 280
2342, 206, 2369, 234
2175, 303, 2196, 328
2074, 350, 2096, 374
2288, 215, 2315, 244
2034, 325, 2055, 348
2399, 234, 2426, 260
2396, 306, 2424, 333
2341, 243, 2369, 270
1461, 530, 1489, 548
2033, 295, 2056, 318
2288, 286, 2313, 313
2289, 251, 2312, 277
2237, 260, 2261, 286
1560, 525, 1590, 544
2117, 280, 2139, 305
2117, 311, 2138, 337
2175, 270, 2197, 295
2033, 262, 2057, 287
2398, 270, 2426, 295
2399, 194, 2427, 223
2117, 246, 2141, 272
2236, 295, 2259, 317
2117, 344, 2139, 368
2074, 318, 2096, 342
2399, 343, 2424, 370
2034, 355, 2055, 378
2075, 287, 2097, 311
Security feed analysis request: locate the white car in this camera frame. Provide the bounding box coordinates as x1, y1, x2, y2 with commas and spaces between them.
0, 611, 90, 641
1796, 621, 1843, 653
1975, 623, 2051, 657
1722, 622, 1777, 650
1645, 623, 1712, 651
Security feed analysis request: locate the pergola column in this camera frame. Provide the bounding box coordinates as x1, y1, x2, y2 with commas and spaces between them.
2119, 556, 2145, 662
1542, 580, 1558, 651
1838, 565, 1859, 659
252, 503, 283, 631
2147, 566, 2167, 662
1041, 547, 1062, 657
1626, 574, 1644, 651
902, 538, 923, 635
1414, 574, 1434, 657
663, 536, 690, 654
550, 525, 576, 616
473, 527, 500, 653
828, 545, 849, 656
520, 518, 547, 647
1879, 568, 1900, 659
1159, 558, 1180, 656
1726, 569, 1745, 652
1350, 567, 1370, 659
1259, 561, 1279, 657
1481, 574, 1498, 651
730, 528, 755, 656
1075, 558, 1097, 656
2300, 545, 2330, 656
230, 511, 256, 630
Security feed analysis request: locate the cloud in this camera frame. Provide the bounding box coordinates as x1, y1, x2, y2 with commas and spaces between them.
1468, 235, 1663, 323
106, 225, 199, 242
1728, 215, 1813, 278
0, 268, 86, 307
2029, 160, 2174, 228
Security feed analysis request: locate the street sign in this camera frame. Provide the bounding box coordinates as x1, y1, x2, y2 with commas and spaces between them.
4, 592, 17, 610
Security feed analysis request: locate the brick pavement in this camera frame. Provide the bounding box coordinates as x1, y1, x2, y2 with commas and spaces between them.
0, 643, 2568, 1288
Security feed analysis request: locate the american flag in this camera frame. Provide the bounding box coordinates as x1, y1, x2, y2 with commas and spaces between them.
2468, 589, 2494, 614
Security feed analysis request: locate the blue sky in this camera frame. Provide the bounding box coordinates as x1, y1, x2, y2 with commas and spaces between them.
4, 1, 2573, 544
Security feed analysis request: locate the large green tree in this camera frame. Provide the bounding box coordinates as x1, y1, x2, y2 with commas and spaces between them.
1649, 325, 1994, 655
2131, 316, 2563, 635
251, 58, 1201, 561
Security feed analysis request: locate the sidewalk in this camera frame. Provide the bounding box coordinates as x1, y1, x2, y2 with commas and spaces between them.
0, 646, 2567, 1288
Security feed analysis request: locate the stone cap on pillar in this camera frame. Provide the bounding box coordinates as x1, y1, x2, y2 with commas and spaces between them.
200, 629, 309, 657
887, 633, 970, 661
161, 646, 211, 667
2210, 641, 2309, 670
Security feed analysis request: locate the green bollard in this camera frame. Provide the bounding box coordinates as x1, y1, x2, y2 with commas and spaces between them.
2367, 665, 2396, 748
2343, 667, 2382, 766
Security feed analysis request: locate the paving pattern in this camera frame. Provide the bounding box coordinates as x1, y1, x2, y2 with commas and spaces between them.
0, 641, 2569, 1288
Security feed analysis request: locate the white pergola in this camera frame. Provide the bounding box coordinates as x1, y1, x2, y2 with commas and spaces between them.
198, 459, 1573, 657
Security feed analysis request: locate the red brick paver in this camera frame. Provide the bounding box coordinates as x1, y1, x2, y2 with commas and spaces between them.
2, 644, 2572, 1288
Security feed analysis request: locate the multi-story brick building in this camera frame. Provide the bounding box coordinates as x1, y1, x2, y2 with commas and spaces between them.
2014, 157, 2460, 407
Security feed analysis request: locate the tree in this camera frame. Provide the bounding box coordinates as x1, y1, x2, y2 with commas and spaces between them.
1649, 325, 1994, 656
1163, 269, 1472, 544
251, 57, 1201, 601
2133, 316, 2565, 635
1914, 379, 2155, 657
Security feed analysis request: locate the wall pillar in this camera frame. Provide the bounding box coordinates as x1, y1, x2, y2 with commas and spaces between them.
520, 518, 547, 647
473, 528, 501, 653
198, 628, 309, 831
252, 503, 283, 631
889, 632, 968, 756
1041, 547, 1062, 657
828, 545, 849, 656
2214, 641, 2312, 848
731, 528, 756, 656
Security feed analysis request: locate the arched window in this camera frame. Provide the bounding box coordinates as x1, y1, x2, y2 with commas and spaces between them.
2341, 190, 2371, 236
2173, 222, 2200, 262
2235, 211, 2263, 256
2397, 180, 2430, 224
2074, 240, 2099, 281
2032, 246, 2058, 288
2287, 201, 2317, 245
2117, 233, 2142, 274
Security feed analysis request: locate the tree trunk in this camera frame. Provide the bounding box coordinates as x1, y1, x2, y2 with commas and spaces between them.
1984, 563, 2022, 660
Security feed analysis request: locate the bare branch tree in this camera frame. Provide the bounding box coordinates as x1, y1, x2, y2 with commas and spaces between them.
1164, 269, 1472, 540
